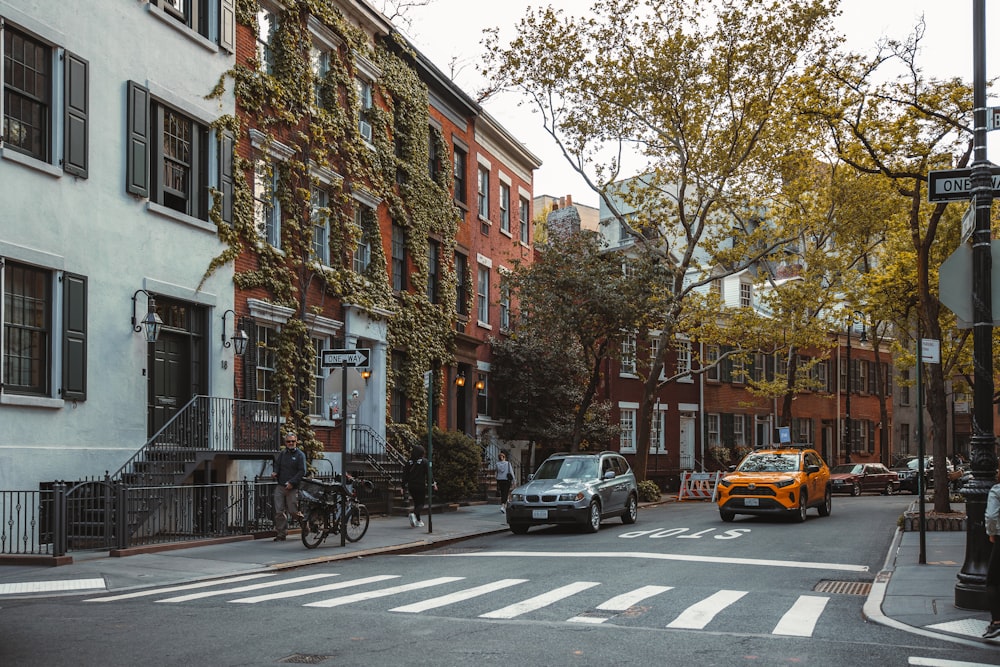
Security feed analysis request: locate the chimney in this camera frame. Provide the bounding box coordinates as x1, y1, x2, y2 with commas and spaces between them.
566, 194, 573, 206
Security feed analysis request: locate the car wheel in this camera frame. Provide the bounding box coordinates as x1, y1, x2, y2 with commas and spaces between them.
585, 501, 601, 533
882, 482, 894, 496
818, 486, 832, 517
794, 491, 808, 523
851, 482, 861, 497
720, 509, 735, 522
509, 523, 529, 535
621, 494, 638, 524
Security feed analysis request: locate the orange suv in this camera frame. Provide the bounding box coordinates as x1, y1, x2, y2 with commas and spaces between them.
716, 445, 832, 523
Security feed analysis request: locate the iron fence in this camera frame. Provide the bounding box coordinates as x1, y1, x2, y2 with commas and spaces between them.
0, 489, 53, 555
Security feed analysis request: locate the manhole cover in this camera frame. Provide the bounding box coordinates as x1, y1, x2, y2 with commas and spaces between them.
278, 654, 332, 664
814, 580, 872, 596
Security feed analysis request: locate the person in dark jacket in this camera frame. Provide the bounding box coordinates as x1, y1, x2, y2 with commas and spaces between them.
271, 432, 306, 541
402, 445, 435, 528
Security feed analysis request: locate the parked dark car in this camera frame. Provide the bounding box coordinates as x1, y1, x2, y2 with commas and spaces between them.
829, 463, 898, 496
891, 456, 954, 494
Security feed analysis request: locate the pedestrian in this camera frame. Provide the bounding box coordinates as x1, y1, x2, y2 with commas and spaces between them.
402, 445, 435, 528
495, 450, 515, 513
271, 432, 306, 541
985, 466, 1000, 639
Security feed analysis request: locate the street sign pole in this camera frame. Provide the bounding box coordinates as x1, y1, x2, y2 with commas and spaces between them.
956, 0, 998, 611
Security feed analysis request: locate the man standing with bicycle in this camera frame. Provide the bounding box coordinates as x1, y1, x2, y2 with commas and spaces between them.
271, 432, 306, 541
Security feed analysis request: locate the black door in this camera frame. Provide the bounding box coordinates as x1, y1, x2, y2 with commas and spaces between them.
147, 297, 206, 438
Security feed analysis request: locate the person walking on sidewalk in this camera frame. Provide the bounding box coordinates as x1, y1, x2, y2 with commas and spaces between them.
403, 445, 435, 528
271, 432, 306, 541
495, 450, 515, 513
985, 467, 1000, 639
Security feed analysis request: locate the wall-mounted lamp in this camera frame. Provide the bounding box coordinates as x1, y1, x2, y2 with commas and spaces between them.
455, 372, 466, 387
361, 369, 372, 383
221, 309, 249, 356
131, 289, 163, 344
475, 376, 485, 391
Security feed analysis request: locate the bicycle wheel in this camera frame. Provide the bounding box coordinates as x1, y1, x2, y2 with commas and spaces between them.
344, 503, 370, 542
301, 507, 328, 549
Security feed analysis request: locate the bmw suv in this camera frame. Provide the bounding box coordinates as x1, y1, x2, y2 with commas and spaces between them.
716, 445, 832, 522
506, 451, 638, 534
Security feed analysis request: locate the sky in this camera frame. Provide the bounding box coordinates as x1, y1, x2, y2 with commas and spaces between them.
396, 0, 997, 209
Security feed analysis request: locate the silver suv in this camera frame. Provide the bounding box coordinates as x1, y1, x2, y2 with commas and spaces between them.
506, 451, 638, 534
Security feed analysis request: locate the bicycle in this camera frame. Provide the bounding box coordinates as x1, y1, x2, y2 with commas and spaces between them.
298, 474, 372, 547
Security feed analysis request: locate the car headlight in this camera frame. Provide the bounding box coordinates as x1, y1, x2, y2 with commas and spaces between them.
510, 493, 525, 502
774, 478, 795, 488
558, 492, 585, 502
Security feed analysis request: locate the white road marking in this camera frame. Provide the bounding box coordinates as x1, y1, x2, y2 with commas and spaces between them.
909, 658, 1000, 667
0, 578, 105, 595
479, 581, 600, 619
304, 576, 464, 608
231, 575, 399, 604
428, 550, 868, 572
390, 578, 528, 613
667, 589, 747, 629
596, 584, 674, 611
84, 573, 276, 602
772, 595, 829, 636
157, 573, 339, 603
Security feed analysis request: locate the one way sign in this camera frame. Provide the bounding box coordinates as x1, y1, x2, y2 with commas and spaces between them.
321, 348, 370, 368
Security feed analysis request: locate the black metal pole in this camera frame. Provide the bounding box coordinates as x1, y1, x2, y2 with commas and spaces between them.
956, 0, 998, 610
845, 327, 853, 465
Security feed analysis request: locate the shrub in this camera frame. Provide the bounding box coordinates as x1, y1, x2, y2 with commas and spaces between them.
426, 428, 481, 502
637, 479, 661, 503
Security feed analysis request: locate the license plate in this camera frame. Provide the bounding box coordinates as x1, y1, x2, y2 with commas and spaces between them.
744, 498, 759, 507
532, 509, 548, 519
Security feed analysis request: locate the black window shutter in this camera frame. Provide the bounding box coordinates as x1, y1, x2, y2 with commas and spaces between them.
721, 413, 734, 445
62, 272, 88, 401
63, 51, 89, 178
126, 81, 150, 197
219, 129, 234, 224
219, 0, 236, 52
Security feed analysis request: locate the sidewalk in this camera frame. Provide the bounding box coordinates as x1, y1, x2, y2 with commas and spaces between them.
0, 500, 995, 647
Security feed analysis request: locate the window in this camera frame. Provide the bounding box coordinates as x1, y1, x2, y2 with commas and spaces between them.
676, 340, 692, 377
453, 146, 467, 205
391, 223, 406, 292
356, 78, 374, 143
310, 187, 329, 265
651, 409, 664, 453
391, 351, 406, 423
899, 369, 911, 406
477, 264, 490, 325
154, 0, 234, 50
126, 82, 216, 221
707, 413, 720, 447
621, 332, 637, 375
499, 182, 510, 233
706, 345, 720, 381
427, 241, 439, 304
477, 166, 490, 220
256, 6, 278, 75
2, 23, 89, 177
619, 408, 636, 452
733, 414, 746, 447
310, 45, 330, 109
499, 282, 510, 331
899, 423, 910, 453
751, 353, 766, 382
519, 196, 530, 244
353, 207, 371, 274
310, 338, 325, 416
811, 359, 829, 391
255, 325, 277, 404
254, 161, 281, 247
476, 374, 489, 416
427, 127, 439, 180
455, 253, 469, 316
740, 282, 752, 308
711, 279, 722, 298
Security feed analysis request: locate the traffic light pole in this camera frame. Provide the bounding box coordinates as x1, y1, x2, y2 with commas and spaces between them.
955, 0, 998, 610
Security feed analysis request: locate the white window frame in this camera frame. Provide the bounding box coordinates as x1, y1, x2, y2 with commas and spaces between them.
477, 166, 490, 220
676, 339, 692, 381
619, 403, 638, 453
740, 282, 752, 308
706, 345, 720, 382
256, 5, 278, 75
707, 413, 721, 447
353, 206, 371, 274
499, 181, 511, 234
310, 186, 329, 265
477, 264, 491, 327
621, 332, 637, 376
356, 77, 374, 144
519, 193, 530, 244
254, 160, 281, 248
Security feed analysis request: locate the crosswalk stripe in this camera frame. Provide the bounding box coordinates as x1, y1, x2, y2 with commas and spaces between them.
597, 584, 674, 611
304, 576, 464, 608
83, 573, 276, 602
390, 578, 528, 613
231, 575, 400, 604
156, 573, 340, 603
666, 589, 747, 629
772, 595, 829, 636
479, 581, 601, 619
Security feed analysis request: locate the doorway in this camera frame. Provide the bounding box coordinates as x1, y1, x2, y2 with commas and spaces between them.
147, 297, 207, 438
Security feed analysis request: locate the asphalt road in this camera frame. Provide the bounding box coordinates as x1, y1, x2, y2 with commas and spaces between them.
3, 495, 999, 667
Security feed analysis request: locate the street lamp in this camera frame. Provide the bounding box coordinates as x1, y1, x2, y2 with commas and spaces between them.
844, 311, 867, 465
220, 309, 248, 356
131, 289, 163, 344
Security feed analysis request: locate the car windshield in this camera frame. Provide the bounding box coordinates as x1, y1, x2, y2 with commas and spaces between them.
534, 457, 599, 480
831, 464, 863, 474
737, 453, 800, 473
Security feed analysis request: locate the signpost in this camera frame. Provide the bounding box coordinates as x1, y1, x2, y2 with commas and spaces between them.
926, 165, 1000, 202
321, 348, 370, 368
